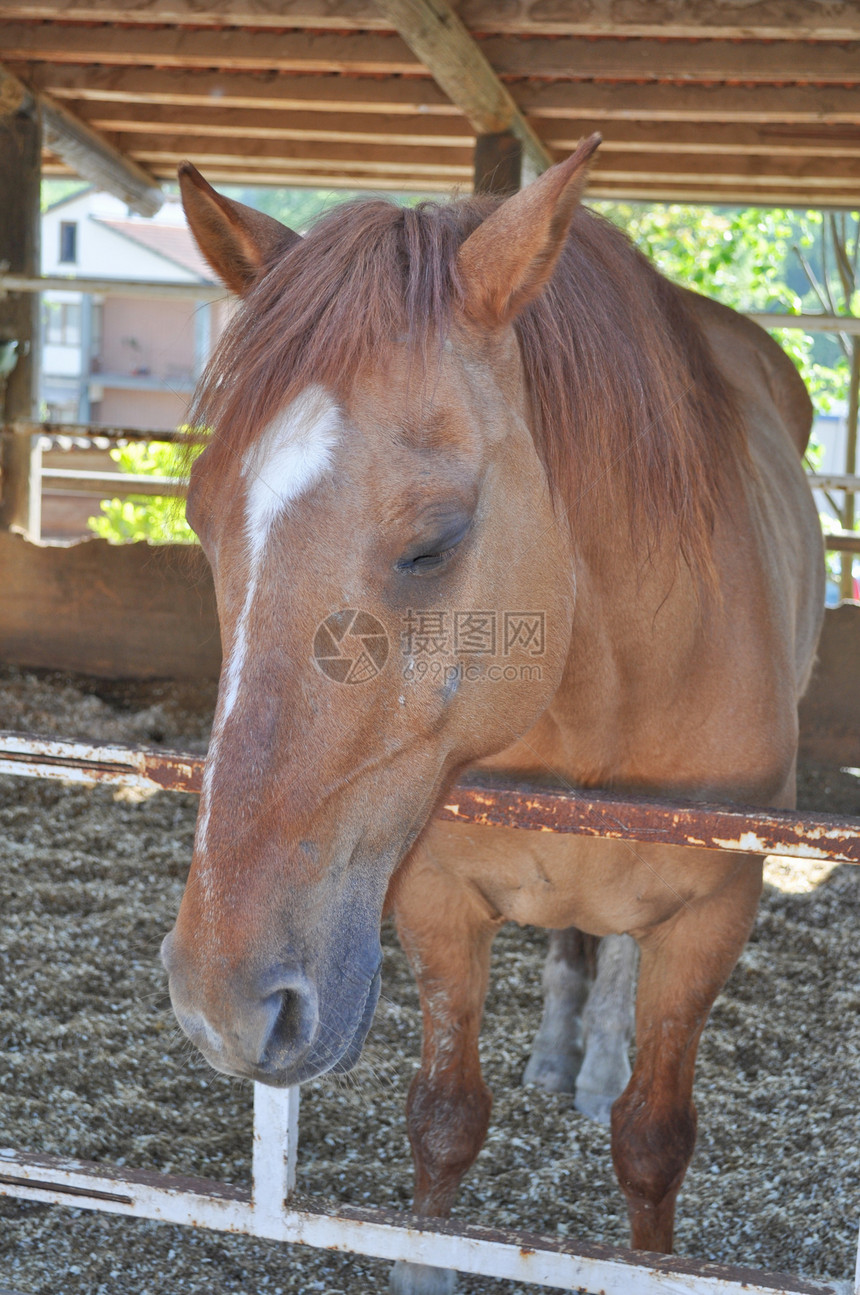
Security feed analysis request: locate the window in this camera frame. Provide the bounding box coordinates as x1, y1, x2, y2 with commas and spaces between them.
44, 300, 82, 346
59, 221, 77, 264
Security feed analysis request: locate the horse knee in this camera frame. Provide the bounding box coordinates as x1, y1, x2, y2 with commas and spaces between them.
407, 1070, 492, 1215
611, 1087, 698, 1225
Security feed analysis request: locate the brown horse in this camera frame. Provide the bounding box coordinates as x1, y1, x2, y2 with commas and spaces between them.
162, 139, 824, 1292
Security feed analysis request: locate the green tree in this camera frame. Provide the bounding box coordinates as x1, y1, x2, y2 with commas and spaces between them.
591, 201, 846, 408
87, 441, 198, 544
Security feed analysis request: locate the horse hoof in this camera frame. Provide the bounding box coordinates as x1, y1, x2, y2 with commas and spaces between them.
574, 1086, 615, 1126
390, 1259, 458, 1295
523, 1050, 580, 1094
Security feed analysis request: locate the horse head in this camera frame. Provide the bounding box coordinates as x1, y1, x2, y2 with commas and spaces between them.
162, 143, 599, 1084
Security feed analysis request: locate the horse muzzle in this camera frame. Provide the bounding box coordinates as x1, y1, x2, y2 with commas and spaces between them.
160, 930, 381, 1085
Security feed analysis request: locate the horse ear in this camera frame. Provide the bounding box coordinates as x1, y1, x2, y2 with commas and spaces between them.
178, 161, 301, 295
456, 134, 601, 328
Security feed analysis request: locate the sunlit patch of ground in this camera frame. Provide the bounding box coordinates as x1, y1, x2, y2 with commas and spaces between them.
763, 854, 841, 894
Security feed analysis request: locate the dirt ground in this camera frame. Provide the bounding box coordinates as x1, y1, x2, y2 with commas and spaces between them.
0, 665, 858, 1295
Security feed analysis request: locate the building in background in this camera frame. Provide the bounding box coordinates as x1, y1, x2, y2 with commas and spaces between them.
40, 188, 227, 431
38, 189, 229, 540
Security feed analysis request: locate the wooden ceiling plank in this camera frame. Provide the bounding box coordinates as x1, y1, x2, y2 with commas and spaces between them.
112, 129, 471, 166
76, 101, 474, 146
72, 103, 860, 159
544, 121, 860, 158
0, 22, 421, 74
18, 63, 456, 114
584, 151, 860, 184
164, 171, 452, 190
43, 159, 453, 191
590, 168, 860, 191
127, 145, 472, 177
23, 64, 860, 126
42, 156, 853, 204
8, 23, 859, 83
4, 1, 395, 29
5, 0, 860, 39
112, 129, 860, 186
0, 62, 162, 214
372, 0, 551, 172
478, 35, 860, 84
17, 16, 837, 87
586, 185, 860, 208
520, 82, 860, 125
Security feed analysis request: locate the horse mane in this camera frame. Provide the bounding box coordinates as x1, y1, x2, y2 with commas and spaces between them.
190, 194, 747, 576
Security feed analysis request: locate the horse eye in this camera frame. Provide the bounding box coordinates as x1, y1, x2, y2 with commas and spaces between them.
396, 522, 471, 577
408, 549, 452, 572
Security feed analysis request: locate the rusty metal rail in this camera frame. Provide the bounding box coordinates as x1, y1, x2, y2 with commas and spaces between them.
1, 730, 857, 864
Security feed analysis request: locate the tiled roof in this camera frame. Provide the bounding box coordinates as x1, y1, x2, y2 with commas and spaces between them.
97, 219, 214, 281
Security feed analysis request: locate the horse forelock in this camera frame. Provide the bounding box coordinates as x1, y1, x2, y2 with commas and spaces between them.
189, 194, 747, 579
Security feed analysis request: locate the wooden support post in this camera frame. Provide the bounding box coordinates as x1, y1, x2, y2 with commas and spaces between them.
474, 130, 522, 195
840, 336, 859, 600
0, 79, 41, 538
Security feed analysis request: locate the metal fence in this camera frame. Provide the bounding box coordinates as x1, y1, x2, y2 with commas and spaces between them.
1, 729, 858, 1294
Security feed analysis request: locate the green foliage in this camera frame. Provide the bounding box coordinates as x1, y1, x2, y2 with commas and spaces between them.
592, 201, 849, 425
221, 185, 431, 233
41, 179, 89, 212
87, 440, 200, 545
592, 202, 805, 307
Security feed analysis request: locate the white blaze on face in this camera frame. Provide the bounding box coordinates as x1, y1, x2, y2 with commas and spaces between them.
196, 385, 341, 865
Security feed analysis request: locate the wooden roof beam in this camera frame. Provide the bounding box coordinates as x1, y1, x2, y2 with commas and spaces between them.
74, 103, 860, 161
0, 23, 420, 73
371, 0, 551, 174
20, 63, 457, 114
587, 183, 860, 208
115, 132, 860, 189
0, 64, 161, 215
4, 0, 860, 40
126, 138, 473, 177
42, 157, 454, 192
6, 24, 860, 83
75, 101, 475, 148
25, 65, 860, 127
42, 157, 860, 206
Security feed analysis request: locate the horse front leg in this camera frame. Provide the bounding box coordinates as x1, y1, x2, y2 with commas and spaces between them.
612, 855, 762, 1252
390, 863, 498, 1295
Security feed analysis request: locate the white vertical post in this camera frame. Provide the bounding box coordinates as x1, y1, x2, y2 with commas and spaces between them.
27, 431, 42, 542
252, 1083, 300, 1232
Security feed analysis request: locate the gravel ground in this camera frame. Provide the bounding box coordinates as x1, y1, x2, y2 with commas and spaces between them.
0, 665, 858, 1295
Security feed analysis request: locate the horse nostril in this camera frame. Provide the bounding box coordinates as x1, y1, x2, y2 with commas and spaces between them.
260, 978, 318, 1068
